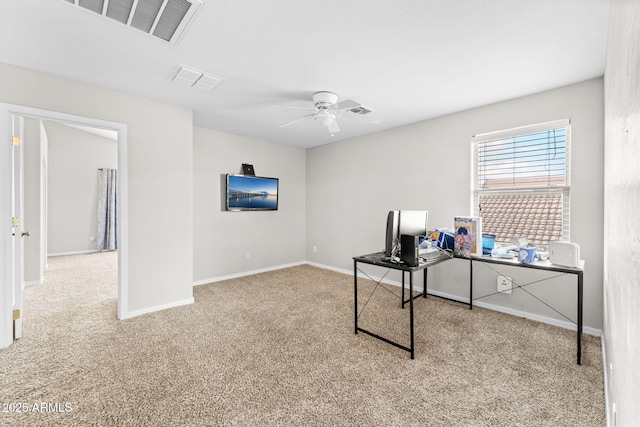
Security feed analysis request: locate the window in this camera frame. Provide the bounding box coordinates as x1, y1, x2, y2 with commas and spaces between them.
472, 120, 570, 246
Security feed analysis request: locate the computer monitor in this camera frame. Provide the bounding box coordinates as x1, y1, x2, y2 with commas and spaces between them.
399, 210, 429, 237
384, 210, 428, 257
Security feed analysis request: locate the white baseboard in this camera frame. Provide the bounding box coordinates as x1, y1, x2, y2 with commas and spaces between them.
423, 288, 601, 336
601, 331, 612, 427
119, 297, 194, 320
193, 261, 306, 287
48, 249, 100, 257
307, 261, 602, 337
305, 261, 352, 276
25, 277, 44, 287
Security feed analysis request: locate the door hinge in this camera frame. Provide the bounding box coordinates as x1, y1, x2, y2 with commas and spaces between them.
12, 217, 19, 227
12, 135, 20, 147
13, 309, 20, 320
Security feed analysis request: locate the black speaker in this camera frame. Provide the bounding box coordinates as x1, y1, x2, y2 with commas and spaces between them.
400, 234, 420, 267
241, 163, 255, 176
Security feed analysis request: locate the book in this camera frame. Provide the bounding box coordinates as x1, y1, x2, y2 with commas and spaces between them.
454, 216, 482, 257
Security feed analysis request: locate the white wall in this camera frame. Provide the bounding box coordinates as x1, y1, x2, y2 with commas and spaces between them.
603, 1, 640, 425
44, 121, 117, 255
193, 127, 306, 282
307, 78, 604, 332
0, 63, 194, 316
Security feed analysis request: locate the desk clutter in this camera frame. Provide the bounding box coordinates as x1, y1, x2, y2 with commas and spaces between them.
383, 210, 582, 268
481, 238, 582, 268
424, 219, 582, 268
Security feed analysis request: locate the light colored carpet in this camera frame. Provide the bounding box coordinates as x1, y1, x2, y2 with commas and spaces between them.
0, 252, 604, 426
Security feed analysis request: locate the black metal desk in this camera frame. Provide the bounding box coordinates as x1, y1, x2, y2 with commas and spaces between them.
353, 250, 452, 359
462, 255, 585, 365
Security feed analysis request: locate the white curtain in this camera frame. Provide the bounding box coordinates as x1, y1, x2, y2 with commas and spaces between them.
97, 168, 117, 251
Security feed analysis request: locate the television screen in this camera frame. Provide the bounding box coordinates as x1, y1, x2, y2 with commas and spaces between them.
226, 174, 279, 211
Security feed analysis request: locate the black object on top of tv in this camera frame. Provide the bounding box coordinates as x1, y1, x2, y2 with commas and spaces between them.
241, 163, 255, 176
226, 174, 278, 211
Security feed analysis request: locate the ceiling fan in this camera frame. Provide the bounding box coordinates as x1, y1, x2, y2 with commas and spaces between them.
276, 91, 378, 134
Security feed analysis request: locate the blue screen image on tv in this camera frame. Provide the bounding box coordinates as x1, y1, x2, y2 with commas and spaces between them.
226, 175, 278, 210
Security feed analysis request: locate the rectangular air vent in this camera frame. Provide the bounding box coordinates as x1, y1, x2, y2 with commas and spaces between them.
349, 106, 373, 115
65, 0, 202, 44
170, 64, 224, 92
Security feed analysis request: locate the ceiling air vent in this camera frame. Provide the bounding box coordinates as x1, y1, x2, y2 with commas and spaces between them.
170, 64, 224, 92
349, 106, 373, 115
65, 0, 202, 44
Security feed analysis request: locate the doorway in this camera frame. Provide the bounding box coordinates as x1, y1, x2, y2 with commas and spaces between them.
0, 103, 128, 348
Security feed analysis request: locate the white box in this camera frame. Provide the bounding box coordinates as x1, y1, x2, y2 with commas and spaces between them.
549, 241, 581, 268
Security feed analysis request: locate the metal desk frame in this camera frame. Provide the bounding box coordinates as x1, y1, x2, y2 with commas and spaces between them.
353, 251, 584, 364
463, 255, 585, 365
353, 251, 452, 359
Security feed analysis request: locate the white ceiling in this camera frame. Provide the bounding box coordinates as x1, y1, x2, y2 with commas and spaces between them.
0, 0, 609, 149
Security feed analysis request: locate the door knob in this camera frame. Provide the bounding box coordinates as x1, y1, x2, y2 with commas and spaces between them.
21, 231, 30, 237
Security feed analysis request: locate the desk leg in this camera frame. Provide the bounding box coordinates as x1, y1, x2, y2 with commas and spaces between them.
401, 271, 406, 308
354, 260, 358, 334
578, 271, 583, 365
410, 271, 415, 359
469, 258, 473, 310
423, 267, 428, 298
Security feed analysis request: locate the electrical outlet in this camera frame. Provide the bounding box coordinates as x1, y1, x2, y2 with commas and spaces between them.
245, 252, 251, 260
497, 276, 512, 294
313, 246, 317, 253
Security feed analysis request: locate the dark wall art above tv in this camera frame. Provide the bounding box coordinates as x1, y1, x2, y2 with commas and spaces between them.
226, 174, 279, 211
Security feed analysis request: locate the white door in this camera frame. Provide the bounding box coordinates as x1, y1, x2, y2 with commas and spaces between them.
0, 115, 9, 346
12, 114, 25, 339
0, 104, 22, 348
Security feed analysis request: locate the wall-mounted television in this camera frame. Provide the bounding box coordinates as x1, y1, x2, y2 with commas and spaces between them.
226, 174, 279, 211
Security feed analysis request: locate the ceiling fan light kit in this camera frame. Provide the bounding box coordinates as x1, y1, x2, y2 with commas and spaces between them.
314, 109, 335, 127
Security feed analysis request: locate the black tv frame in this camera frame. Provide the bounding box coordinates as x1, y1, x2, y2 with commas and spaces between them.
225, 174, 279, 211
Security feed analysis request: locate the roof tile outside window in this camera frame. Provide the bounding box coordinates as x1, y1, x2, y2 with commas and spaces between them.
479, 193, 563, 245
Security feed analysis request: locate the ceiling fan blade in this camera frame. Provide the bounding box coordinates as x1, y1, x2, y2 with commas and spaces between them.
327, 119, 340, 134
332, 99, 360, 111
276, 114, 315, 128
277, 105, 317, 111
